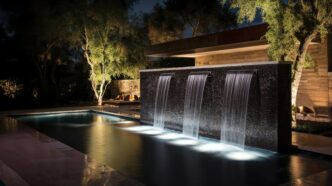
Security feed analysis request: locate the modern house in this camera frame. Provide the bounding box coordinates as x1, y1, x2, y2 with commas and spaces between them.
145, 24, 332, 119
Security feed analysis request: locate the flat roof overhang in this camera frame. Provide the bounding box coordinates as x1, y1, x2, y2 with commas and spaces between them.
145, 24, 269, 58
145, 23, 320, 58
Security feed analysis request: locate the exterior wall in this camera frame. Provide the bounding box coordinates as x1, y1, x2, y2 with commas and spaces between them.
140, 62, 292, 151
298, 40, 329, 115
196, 40, 330, 115
106, 80, 140, 99
195, 49, 269, 66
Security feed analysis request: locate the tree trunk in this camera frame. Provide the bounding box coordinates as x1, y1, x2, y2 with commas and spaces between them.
291, 34, 316, 127
291, 35, 315, 106
291, 66, 304, 106
97, 96, 103, 106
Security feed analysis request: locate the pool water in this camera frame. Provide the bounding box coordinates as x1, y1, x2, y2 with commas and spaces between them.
16, 112, 332, 186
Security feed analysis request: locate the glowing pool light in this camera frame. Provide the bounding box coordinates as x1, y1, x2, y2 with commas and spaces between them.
113, 120, 136, 124
139, 129, 164, 135
155, 133, 184, 140
225, 151, 258, 161
124, 126, 153, 131
193, 143, 236, 153
169, 138, 199, 146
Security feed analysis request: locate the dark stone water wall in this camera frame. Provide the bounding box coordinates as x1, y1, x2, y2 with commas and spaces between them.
140, 62, 291, 152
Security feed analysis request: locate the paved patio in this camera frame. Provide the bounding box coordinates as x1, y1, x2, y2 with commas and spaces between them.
0, 116, 143, 186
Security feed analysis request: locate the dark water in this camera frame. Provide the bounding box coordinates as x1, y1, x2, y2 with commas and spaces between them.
16, 112, 332, 186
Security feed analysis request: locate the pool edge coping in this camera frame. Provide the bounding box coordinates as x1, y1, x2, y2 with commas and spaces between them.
6, 109, 141, 122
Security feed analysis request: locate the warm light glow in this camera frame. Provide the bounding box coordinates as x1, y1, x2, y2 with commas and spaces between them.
113, 120, 135, 124
129, 94, 135, 101
95, 115, 103, 123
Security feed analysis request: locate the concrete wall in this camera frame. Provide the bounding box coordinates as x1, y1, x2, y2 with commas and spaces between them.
140, 62, 292, 151
196, 39, 330, 115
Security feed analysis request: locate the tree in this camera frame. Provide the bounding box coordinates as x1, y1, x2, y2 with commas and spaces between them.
67, 0, 146, 105
225, 0, 332, 107
147, 0, 237, 44
1, 0, 69, 102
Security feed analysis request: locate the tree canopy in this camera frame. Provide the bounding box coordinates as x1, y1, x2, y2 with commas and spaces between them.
0, 0, 148, 106
226, 0, 332, 106
66, 0, 147, 105
147, 0, 237, 44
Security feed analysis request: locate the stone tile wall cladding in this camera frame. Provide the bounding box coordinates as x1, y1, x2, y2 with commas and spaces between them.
140, 62, 292, 152
196, 37, 331, 115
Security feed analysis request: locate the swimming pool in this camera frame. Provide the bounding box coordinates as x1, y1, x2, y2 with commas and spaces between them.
15, 111, 332, 186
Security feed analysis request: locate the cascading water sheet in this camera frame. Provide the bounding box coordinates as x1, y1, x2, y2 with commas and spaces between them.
153, 74, 173, 129
183, 72, 209, 139
220, 71, 254, 150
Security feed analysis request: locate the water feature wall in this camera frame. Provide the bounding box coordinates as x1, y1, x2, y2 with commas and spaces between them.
153, 73, 173, 129
220, 71, 254, 150
182, 72, 209, 138
140, 62, 291, 151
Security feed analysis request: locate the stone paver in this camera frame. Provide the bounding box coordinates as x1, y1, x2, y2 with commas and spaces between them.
292, 131, 332, 156
0, 116, 144, 186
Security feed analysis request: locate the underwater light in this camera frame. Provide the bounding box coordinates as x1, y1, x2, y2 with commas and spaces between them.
124, 126, 153, 131
139, 129, 164, 135
193, 143, 236, 153
113, 121, 135, 124
155, 133, 184, 140
225, 151, 258, 161
169, 138, 199, 146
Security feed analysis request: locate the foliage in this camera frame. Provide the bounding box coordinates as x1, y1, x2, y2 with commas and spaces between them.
225, 0, 332, 74
0, 0, 72, 102
66, 0, 147, 105
225, 0, 332, 109
0, 79, 23, 99
146, 3, 183, 44
147, 0, 237, 44
303, 54, 315, 69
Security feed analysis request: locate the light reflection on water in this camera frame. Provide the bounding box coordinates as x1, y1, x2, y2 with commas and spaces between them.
14, 112, 332, 186
122, 125, 274, 161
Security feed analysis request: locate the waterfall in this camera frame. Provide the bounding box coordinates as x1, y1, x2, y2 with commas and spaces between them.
220, 71, 254, 150
183, 72, 209, 138
153, 74, 173, 129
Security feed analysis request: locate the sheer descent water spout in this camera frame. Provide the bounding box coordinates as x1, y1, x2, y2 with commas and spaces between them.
220, 71, 254, 150
183, 72, 210, 138
153, 73, 174, 129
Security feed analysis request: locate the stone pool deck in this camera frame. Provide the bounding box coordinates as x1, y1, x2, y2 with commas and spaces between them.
0, 105, 142, 186
0, 105, 141, 119
0, 117, 143, 186
1, 105, 332, 185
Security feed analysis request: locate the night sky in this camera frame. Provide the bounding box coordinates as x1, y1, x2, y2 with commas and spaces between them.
133, 0, 164, 13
